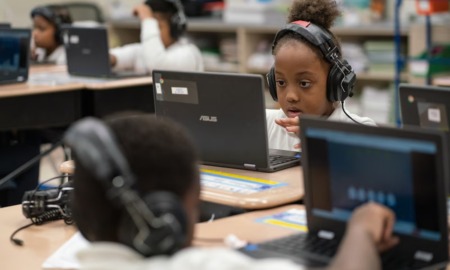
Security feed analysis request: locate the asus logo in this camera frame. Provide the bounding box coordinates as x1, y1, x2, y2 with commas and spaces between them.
199, 115, 218, 122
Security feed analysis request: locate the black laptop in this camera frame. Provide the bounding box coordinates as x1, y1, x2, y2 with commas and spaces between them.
152, 70, 300, 172
61, 26, 146, 78
241, 116, 449, 269
399, 83, 450, 193
0, 28, 30, 85
0, 23, 11, 29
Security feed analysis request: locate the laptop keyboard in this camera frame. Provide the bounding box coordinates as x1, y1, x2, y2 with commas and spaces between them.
258, 233, 339, 259
269, 155, 299, 166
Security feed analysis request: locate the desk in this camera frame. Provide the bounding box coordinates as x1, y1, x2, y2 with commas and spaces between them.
434, 76, 450, 87
0, 65, 154, 131
60, 161, 303, 210
0, 204, 302, 270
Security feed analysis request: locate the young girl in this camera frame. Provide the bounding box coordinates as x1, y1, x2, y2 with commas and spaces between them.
266, 0, 375, 151
109, 0, 204, 74
30, 5, 72, 65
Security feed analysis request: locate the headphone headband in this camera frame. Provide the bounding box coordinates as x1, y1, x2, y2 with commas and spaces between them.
272, 20, 340, 63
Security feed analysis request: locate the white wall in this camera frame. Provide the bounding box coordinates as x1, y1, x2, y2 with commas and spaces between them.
0, 0, 142, 27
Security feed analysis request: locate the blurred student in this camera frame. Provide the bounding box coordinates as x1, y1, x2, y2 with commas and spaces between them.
109, 0, 203, 74
68, 114, 398, 270
266, 0, 375, 151
30, 4, 72, 65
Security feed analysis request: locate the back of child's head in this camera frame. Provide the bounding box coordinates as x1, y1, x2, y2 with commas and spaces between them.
273, 0, 341, 58
144, 0, 186, 39
70, 113, 199, 243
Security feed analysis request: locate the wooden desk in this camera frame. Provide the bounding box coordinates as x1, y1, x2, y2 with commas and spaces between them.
0, 65, 154, 131
434, 76, 450, 87
0, 205, 77, 270
60, 161, 303, 210
0, 204, 302, 270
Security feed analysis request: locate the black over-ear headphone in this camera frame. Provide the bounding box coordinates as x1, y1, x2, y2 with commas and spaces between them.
145, 0, 187, 39
64, 117, 187, 257
31, 5, 72, 45
267, 20, 356, 103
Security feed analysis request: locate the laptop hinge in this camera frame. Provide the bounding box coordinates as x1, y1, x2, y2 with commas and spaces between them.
414, 251, 433, 262
318, 230, 335, 240
244, 163, 256, 170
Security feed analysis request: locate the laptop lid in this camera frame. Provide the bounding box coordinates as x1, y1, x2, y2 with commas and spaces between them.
399, 83, 450, 193
61, 26, 112, 78
300, 116, 448, 264
0, 28, 30, 85
152, 70, 276, 171
0, 23, 11, 29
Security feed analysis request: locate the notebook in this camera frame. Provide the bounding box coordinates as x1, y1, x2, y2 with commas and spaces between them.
399, 83, 450, 194
152, 70, 300, 172
241, 116, 449, 269
0, 28, 30, 85
61, 26, 146, 78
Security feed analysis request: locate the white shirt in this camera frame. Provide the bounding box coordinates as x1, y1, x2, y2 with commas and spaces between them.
110, 19, 204, 74
77, 243, 304, 270
266, 103, 376, 151
34, 45, 66, 65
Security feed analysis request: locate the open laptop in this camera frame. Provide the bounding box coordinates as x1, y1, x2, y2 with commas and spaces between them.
0, 23, 11, 29
61, 26, 146, 78
152, 70, 300, 172
241, 116, 449, 269
399, 83, 450, 193
0, 28, 30, 85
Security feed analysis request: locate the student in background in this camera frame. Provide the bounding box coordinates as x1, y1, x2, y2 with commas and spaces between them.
109, 0, 203, 74
30, 5, 72, 65
68, 113, 398, 270
266, 0, 375, 151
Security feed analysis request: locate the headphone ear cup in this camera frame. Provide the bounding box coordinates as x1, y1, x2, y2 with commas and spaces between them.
327, 60, 356, 102
118, 191, 187, 257
267, 67, 278, 101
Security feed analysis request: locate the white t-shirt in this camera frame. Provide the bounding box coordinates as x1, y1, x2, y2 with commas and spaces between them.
110, 18, 204, 74
34, 45, 66, 65
77, 243, 305, 270
266, 103, 376, 151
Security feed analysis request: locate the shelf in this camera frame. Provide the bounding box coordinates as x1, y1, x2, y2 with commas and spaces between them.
356, 72, 408, 81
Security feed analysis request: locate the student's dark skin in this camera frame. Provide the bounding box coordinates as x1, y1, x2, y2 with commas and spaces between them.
31, 15, 59, 59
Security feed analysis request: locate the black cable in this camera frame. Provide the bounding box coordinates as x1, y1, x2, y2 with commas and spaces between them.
0, 140, 63, 188
341, 101, 362, 125
10, 222, 34, 246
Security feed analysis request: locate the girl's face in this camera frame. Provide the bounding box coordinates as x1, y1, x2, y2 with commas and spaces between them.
274, 40, 334, 118
32, 15, 58, 50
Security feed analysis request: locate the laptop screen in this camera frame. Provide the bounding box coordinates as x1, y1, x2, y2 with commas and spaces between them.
0, 28, 30, 84
301, 117, 447, 244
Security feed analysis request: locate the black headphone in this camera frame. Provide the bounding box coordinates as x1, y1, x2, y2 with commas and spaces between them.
145, 0, 187, 39
63, 117, 187, 257
267, 20, 356, 103
31, 5, 72, 44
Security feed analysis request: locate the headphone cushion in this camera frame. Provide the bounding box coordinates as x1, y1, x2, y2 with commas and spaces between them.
327, 64, 341, 102
118, 191, 187, 256
267, 67, 277, 101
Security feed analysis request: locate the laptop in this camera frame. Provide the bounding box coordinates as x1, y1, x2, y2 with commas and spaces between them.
0, 28, 30, 85
152, 70, 300, 172
61, 26, 146, 78
241, 116, 449, 269
399, 83, 450, 193
0, 23, 11, 29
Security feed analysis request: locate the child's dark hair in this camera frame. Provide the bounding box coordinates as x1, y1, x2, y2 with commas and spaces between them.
273, 0, 342, 59
145, 0, 178, 18
71, 113, 199, 242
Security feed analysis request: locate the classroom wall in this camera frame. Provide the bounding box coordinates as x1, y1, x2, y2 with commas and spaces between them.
0, 0, 142, 27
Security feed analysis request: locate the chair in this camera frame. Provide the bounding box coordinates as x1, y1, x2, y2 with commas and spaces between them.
63, 2, 104, 23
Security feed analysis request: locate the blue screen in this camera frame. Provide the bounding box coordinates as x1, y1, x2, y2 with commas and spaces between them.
306, 128, 441, 241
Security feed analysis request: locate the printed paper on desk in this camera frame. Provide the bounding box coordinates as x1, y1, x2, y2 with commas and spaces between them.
42, 231, 90, 269
255, 208, 307, 232
200, 169, 287, 194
